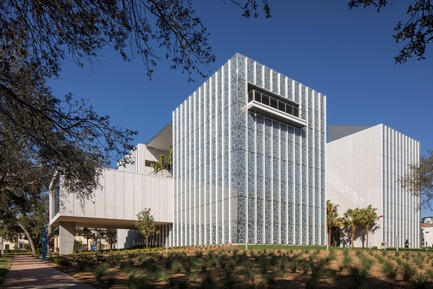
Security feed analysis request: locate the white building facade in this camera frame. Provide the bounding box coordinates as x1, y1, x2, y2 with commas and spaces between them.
50, 54, 328, 253
172, 54, 326, 246
327, 124, 420, 248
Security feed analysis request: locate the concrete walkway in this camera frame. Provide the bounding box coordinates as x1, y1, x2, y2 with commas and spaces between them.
2, 255, 94, 289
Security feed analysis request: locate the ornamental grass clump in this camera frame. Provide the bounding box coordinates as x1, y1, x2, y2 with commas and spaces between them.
402, 262, 416, 282
410, 271, 431, 289
305, 258, 329, 289
381, 260, 398, 280
289, 257, 298, 273
348, 266, 369, 288
327, 248, 337, 262
94, 263, 110, 281
359, 255, 373, 273
340, 250, 352, 272
413, 254, 425, 268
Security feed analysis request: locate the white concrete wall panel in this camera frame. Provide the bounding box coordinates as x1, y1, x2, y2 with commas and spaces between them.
115, 171, 125, 219
124, 173, 134, 220
133, 173, 142, 218
55, 169, 173, 224
327, 124, 420, 248
105, 170, 115, 219
94, 175, 105, 217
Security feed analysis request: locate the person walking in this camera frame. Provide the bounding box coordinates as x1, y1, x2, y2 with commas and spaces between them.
405, 239, 410, 249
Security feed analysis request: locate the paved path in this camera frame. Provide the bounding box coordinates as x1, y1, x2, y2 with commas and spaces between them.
2, 255, 94, 289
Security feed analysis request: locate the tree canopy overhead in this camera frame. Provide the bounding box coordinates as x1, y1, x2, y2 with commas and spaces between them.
0, 0, 270, 83
348, 0, 433, 63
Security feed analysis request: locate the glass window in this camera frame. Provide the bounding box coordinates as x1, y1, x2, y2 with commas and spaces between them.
262, 94, 269, 106
248, 91, 253, 102
278, 101, 285, 112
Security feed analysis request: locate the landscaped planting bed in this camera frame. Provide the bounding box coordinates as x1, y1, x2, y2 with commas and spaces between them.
47, 246, 433, 288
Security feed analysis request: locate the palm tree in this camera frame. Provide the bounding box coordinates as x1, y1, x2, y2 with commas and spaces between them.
326, 200, 342, 249
151, 148, 173, 173
342, 208, 362, 248
359, 205, 382, 248
166, 146, 173, 171
151, 154, 166, 173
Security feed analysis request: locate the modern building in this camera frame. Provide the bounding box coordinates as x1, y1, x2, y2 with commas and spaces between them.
172, 53, 326, 246
49, 53, 327, 254
327, 124, 420, 248
422, 216, 433, 224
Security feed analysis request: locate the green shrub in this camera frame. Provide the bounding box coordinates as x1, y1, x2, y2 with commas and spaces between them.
94, 263, 110, 281
194, 250, 203, 258
52, 256, 72, 267
207, 257, 219, 268
290, 258, 298, 273
200, 272, 216, 289
128, 273, 153, 289
301, 259, 310, 274
141, 260, 159, 273
171, 259, 184, 273
77, 260, 93, 272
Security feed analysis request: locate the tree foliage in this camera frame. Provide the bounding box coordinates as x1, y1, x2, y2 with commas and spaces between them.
0, 0, 271, 243
338, 205, 381, 248
0, 0, 270, 84
342, 208, 362, 248
151, 147, 173, 173
401, 149, 433, 209
357, 205, 382, 248
104, 228, 118, 250
136, 208, 159, 248
326, 200, 342, 248
348, 0, 433, 63
76, 227, 94, 251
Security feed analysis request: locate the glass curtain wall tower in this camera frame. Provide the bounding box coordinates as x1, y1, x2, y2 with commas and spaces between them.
172, 54, 326, 246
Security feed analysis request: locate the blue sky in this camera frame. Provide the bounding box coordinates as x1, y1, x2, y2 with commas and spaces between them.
49, 2, 433, 212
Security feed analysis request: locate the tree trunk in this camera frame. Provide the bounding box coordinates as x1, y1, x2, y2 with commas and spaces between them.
46, 226, 51, 256
1, 236, 4, 256
327, 228, 332, 249
351, 227, 355, 248
366, 225, 370, 248
17, 220, 36, 255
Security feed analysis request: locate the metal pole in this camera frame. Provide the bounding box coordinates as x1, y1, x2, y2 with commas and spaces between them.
396, 234, 398, 252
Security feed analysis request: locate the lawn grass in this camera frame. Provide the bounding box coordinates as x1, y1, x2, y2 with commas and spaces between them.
0, 254, 14, 286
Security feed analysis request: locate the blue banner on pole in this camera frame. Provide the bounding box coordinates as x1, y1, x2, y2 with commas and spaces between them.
42, 227, 47, 261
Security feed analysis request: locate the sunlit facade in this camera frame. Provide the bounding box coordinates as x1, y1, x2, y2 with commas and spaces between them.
50, 54, 328, 253
172, 54, 327, 246
327, 124, 420, 248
